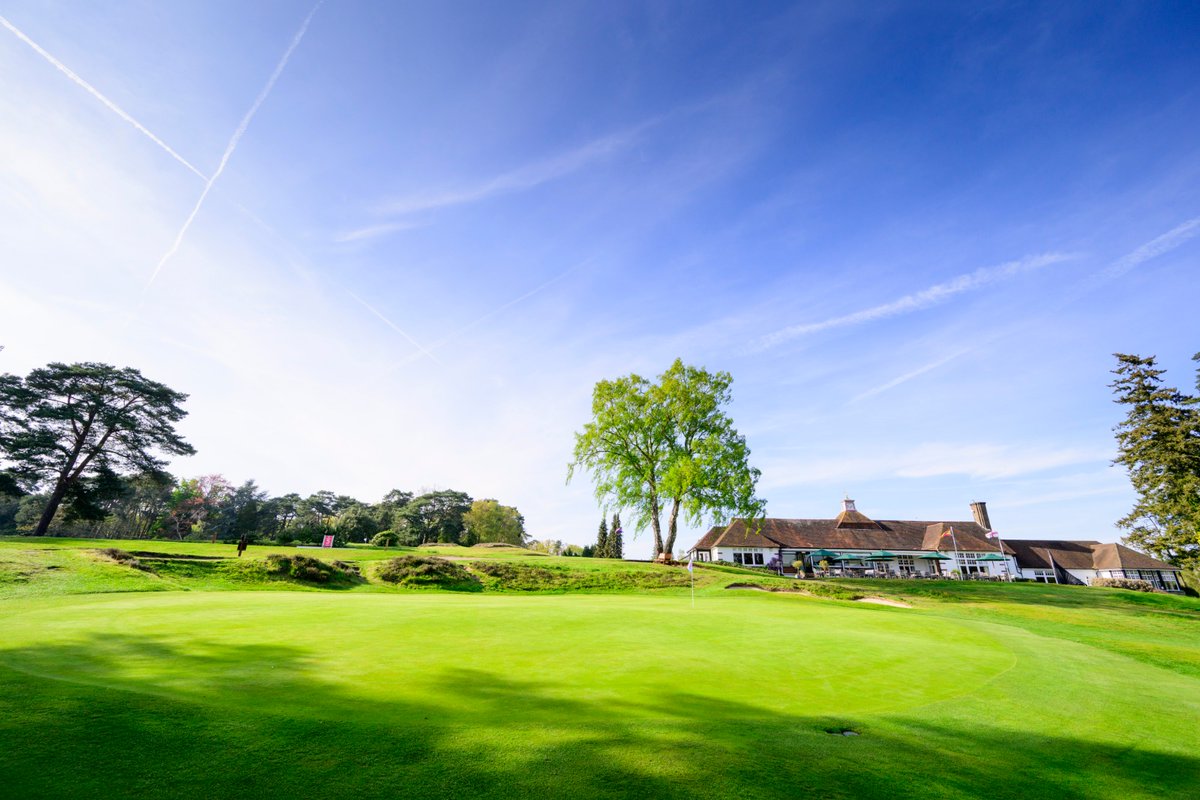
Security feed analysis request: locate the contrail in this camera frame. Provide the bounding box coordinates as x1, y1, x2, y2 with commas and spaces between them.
1098, 216, 1200, 281
0, 14, 207, 179
753, 252, 1074, 350
346, 291, 441, 364
145, 2, 322, 291
384, 259, 592, 371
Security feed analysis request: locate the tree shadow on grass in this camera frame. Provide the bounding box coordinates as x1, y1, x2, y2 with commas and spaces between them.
0, 636, 1197, 800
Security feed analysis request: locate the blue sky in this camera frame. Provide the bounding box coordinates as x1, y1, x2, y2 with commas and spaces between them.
1, 1, 1198, 557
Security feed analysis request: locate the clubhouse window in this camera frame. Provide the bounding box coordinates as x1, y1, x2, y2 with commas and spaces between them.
734, 551, 764, 566
1031, 569, 1056, 583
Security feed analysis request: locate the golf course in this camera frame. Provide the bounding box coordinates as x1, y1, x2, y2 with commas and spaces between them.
2, 538, 1198, 799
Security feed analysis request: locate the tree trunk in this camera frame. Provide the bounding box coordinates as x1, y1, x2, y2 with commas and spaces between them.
34, 479, 69, 536
663, 498, 681, 562
649, 496, 663, 559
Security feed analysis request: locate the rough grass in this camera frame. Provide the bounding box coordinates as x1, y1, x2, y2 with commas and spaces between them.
374, 556, 482, 591
467, 559, 692, 592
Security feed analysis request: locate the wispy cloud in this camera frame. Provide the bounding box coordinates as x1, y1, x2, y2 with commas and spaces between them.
145, 2, 322, 290
380, 130, 639, 216
334, 219, 428, 243
346, 290, 440, 363
338, 124, 653, 244
753, 252, 1075, 350
852, 349, 972, 402
758, 441, 1112, 489
1098, 216, 1200, 281
0, 14, 206, 179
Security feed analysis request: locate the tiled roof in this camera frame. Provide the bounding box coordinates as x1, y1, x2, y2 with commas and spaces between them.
1091, 542, 1178, 571
997, 540, 1179, 571
694, 517, 1002, 553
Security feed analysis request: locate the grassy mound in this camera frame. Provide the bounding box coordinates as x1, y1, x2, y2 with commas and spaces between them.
92, 548, 152, 572
375, 556, 482, 591
467, 560, 691, 592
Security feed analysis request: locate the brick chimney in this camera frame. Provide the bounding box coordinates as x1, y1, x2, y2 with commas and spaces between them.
970, 501, 991, 531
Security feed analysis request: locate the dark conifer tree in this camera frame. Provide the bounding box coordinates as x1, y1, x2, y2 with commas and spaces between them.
609, 512, 624, 559
1111, 352, 1200, 568
595, 517, 609, 558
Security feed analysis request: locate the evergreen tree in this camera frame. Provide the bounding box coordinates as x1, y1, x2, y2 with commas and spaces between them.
1110, 353, 1200, 569
609, 512, 624, 559
595, 517, 609, 558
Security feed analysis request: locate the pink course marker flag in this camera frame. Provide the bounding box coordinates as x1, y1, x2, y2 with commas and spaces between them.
321, 535, 335, 548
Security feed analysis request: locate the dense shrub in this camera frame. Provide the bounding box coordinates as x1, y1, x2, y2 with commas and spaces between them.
262, 554, 359, 585
1092, 577, 1156, 592
467, 561, 690, 592
371, 531, 399, 547
374, 556, 482, 591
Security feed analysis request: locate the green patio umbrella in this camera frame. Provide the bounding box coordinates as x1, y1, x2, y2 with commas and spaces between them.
917, 551, 951, 577
976, 553, 1007, 562
863, 551, 897, 560
809, 549, 840, 559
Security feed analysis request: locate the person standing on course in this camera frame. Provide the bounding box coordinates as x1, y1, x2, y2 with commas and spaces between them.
237, 534, 248, 558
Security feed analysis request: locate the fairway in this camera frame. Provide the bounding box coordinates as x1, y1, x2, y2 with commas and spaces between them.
3, 587, 1199, 799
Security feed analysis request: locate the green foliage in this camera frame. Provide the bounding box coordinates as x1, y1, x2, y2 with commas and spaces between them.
462, 499, 527, 545
371, 530, 399, 547
1110, 353, 1200, 568
569, 359, 763, 559
0, 362, 195, 535
395, 490, 473, 545
374, 556, 482, 591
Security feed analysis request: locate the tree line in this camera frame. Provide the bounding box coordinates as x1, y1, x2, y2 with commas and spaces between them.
0, 362, 526, 547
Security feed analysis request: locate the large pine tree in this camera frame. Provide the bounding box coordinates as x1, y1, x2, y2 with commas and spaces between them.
595, 517, 609, 558
1110, 353, 1200, 569
609, 512, 624, 559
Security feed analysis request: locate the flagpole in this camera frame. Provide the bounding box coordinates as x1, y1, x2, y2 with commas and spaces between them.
686, 554, 695, 608
949, 526, 963, 580
995, 531, 1011, 581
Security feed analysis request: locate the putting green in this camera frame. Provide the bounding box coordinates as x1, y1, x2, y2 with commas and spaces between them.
1, 592, 1010, 720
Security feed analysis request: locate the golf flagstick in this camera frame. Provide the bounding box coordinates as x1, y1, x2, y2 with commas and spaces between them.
687, 555, 694, 608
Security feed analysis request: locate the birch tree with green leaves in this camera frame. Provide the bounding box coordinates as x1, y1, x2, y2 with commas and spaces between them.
569, 359, 764, 561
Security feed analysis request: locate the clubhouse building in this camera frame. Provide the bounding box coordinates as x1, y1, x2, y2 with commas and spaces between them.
688, 499, 1184, 592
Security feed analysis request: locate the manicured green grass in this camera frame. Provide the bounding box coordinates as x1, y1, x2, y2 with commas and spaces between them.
1, 538, 1198, 799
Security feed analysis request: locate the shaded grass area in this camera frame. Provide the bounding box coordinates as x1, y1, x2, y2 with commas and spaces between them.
1, 592, 1198, 799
